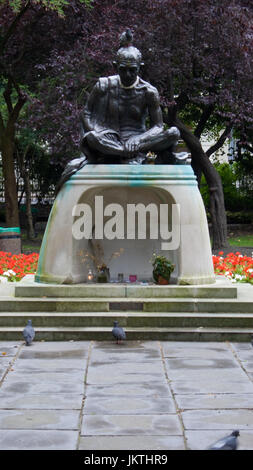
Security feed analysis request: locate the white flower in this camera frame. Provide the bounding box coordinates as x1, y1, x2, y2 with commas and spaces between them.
3, 270, 16, 277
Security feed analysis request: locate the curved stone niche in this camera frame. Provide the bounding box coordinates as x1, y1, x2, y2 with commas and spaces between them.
35, 164, 215, 285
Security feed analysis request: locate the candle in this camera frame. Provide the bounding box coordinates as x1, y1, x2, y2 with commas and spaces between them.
87, 269, 94, 283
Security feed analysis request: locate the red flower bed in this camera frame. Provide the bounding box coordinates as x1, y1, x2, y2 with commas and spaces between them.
0, 252, 39, 282
213, 251, 253, 285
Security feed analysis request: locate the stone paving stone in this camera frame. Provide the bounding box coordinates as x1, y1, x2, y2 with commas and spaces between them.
86, 362, 166, 385
0, 392, 83, 409
90, 348, 161, 365
85, 382, 172, 398
78, 435, 185, 450
164, 364, 247, 381
231, 342, 252, 351
1, 370, 85, 383
165, 357, 239, 370
185, 430, 253, 451
0, 343, 21, 357
19, 341, 90, 358
81, 414, 182, 436
171, 379, 253, 394
0, 379, 85, 394
93, 341, 160, 351
14, 357, 88, 371
181, 409, 253, 430
176, 393, 253, 410
83, 395, 176, 414
0, 409, 80, 429
0, 429, 78, 450
161, 341, 230, 354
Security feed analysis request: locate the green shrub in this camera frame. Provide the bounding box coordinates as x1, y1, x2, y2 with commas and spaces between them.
200, 162, 253, 213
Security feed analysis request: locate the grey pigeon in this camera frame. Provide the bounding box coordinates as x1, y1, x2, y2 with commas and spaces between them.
207, 430, 240, 450
112, 321, 126, 344
23, 320, 35, 346
119, 28, 133, 48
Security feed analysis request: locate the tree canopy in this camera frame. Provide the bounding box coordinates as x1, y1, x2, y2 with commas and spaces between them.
0, 0, 252, 247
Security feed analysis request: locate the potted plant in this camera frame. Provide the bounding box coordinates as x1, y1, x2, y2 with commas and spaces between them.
97, 263, 110, 283
151, 254, 175, 285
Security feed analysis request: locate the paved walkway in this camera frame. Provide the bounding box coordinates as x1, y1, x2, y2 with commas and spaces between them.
0, 339, 253, 450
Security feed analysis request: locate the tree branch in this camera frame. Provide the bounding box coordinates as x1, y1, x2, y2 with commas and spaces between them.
194, 104, 215, 138
0, 1, 31, 55
6, 94, 27, 135
206, 123, 233, 157
3, 78, 13, 114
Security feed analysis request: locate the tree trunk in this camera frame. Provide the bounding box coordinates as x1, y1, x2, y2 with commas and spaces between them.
1, 135, 20, 227
19, 148, 36, 240
174, 117, 229, 249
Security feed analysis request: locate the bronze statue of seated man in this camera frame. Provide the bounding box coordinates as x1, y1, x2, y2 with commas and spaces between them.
57, 30, 187, 192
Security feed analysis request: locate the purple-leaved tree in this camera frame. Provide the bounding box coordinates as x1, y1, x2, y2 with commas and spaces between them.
1, 0, 252, 249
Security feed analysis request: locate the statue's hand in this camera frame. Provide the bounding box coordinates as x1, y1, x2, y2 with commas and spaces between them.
124, 137, 140, 157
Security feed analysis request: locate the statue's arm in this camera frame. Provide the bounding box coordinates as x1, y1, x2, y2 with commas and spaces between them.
145, 87, 164, 134
81, 81, 106, 133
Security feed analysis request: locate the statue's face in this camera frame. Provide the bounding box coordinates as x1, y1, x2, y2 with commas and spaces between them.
118, 62, 139, 87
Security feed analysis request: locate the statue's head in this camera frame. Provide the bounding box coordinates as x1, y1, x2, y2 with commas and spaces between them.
115, 29, 143, 88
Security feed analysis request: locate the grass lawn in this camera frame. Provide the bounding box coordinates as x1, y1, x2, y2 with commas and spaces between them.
228, 235, 253, 247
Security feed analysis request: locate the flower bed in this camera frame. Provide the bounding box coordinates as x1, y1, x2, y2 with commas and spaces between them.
0, 252, 39, 282
213, 251, 253, 285
0, 251, 252, 285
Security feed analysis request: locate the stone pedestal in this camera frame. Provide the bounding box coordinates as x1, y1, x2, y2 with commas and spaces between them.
35, 164, 215, 285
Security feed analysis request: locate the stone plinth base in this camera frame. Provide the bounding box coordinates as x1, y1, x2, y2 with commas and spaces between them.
35, 164, 215, 285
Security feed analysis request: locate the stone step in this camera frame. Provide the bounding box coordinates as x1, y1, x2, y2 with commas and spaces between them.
14, 284, 237, 299
1, 297, 253, 313
1, 311, 253, 328
0, 326, 252, 342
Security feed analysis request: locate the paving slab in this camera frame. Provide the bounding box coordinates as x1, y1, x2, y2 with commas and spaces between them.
161, 340, 230, 352
182, 409, 253, 430
86, 361, 166, 385
0, 343, 21, 357
0, 429, 78, 450
0, 379, 85, 395
0, 409, 80, 429
85, 382, 172, 398
78, 435, 185, 450
164, 364, 247, 381
176, 393, 253, 410
0, 392, 83, 409
13, 358, 88, 371
81, 414, 182, 436
1, 368, 85, 380
170, 379, 253, 394
89, 348, 161, 364
19, 340, 90, 355
83, 395, 176, 414
165, 357, 239, 369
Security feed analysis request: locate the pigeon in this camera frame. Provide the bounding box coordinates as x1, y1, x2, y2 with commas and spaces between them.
207, 430, 240, 450
119, 28, 133, 48
22, 320, 35, 346
112, 321, 126, 344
